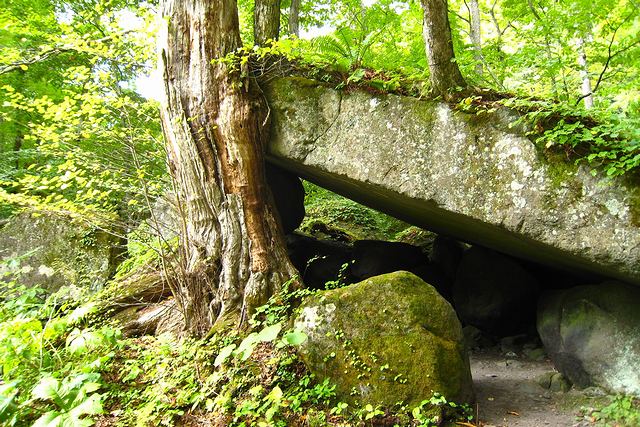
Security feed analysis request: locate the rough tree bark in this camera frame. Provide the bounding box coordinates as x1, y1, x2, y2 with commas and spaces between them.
288, 0, 300, 37
158, 0, 298, 336
421, 0, 467, 95
254, 0, 281, 45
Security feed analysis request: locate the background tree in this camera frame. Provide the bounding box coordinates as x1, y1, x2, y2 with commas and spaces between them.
158, 0, 298, 336
421, 0, 467, 95
254, 0, 281, 45
288, 0, 301, 36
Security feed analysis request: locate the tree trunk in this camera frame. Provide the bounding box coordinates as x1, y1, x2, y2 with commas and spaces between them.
13, 69, 26, 169
254, 0, 281, 45
158, 0, 298, 336
468, 0, 483, 76
577, 37, 594, 109
288, 0, 300, 37
421, 0, 467, 96
526, 0, 559, 100
13, 132, 23, 169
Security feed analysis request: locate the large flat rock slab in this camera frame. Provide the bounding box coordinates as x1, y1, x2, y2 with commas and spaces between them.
264, 77, 640, 285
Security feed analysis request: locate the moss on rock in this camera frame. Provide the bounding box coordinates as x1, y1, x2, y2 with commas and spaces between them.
0, 211, 121, 293
538, 281, 640, 395
294, 271, 474, 408
266, 76, 640, 285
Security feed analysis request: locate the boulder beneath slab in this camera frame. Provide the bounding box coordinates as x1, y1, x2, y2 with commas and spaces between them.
293, 271, 474, 408
0, 211, 121, 293
350, 240, 427, 281
430, 236, 465, 284
537, 281, 640, 395
265, 163, 305, 234
286, 232, 354, 289
453, 246, 540, 336
286, 234, 432, 291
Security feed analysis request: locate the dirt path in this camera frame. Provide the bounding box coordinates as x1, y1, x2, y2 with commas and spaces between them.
470, 350, 604, 427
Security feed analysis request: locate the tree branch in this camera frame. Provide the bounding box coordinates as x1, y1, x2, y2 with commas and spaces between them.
575, 10, 640, 105
0, 33, 131, 75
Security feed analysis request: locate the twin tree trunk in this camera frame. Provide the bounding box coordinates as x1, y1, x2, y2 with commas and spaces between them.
421, 0, 466, 96
159, 0, 297, 336
288, 0, 301, 37
254, 0, 281, 45
577, 37, 594, 109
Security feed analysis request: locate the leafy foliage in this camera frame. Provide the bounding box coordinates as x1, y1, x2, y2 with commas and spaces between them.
0, 0, 166, 230
586, 395, 640, 426
0, 256, 120, 426
30, 373, 104, 427
498, 97, 640, 176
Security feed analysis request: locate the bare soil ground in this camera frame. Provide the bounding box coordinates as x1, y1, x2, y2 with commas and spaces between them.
470, 350, 607, 427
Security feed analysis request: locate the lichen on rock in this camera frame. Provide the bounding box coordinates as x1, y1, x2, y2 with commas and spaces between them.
265, 76, 640, 285
0, 210, 121, 294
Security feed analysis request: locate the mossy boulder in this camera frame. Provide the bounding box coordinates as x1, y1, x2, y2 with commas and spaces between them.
0, 211, 121, 293
537, 281, 640, 395
293, 271, 474, 408
453, 246, 540, 336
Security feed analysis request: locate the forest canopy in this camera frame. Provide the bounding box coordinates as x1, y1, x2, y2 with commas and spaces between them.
1, 0, 639, 224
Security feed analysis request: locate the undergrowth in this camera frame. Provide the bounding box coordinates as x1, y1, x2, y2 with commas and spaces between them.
585, 395, 640, 426
494, 98, 640, 178
0, 256, 120, 426
0, 260, 473, 427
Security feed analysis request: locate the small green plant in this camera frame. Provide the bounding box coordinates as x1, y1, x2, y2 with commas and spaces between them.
498, 97, 640, 177
359, 403, 385, 421
324, 262, 353, 290
590, 395, 640, 426
249, 277, 315, 328
29, 373, 104, 427
411, 393, 473, 427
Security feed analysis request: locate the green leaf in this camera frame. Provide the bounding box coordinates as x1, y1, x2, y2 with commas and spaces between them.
69, 392, 103, 418
266, 385, 283, 402
282, 330, 308, 346
256, 323, 282, 342
32, 411, 63, 427
0, 381, 19, 418
234, 333, 260, 361
412, 405, 422, 419
347, 68, 366, 83
32, 377, 60, 401
81, 382, 102, 395
214, 343, 236, 367
67, 304, 97, 324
